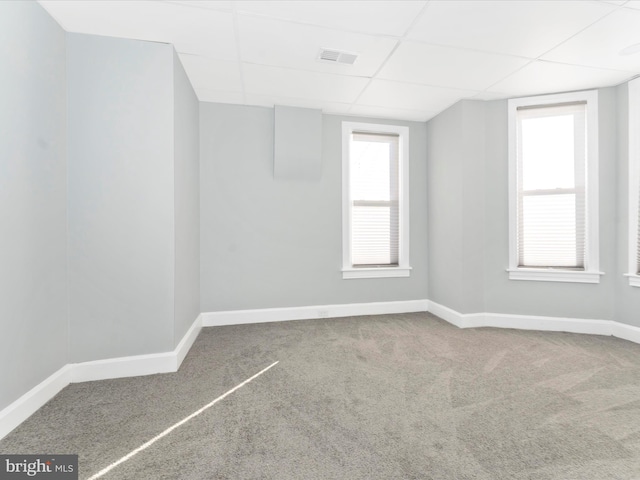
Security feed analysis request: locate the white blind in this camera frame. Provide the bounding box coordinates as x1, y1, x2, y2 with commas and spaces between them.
350, 132, 399, 267
516, 102, 587, 268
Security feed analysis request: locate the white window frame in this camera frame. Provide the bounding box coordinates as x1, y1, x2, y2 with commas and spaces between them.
507, 90, 602, 283
627, 78, 640, 287
342, 122, 411, 279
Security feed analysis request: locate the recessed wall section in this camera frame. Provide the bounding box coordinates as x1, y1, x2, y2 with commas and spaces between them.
274, 105, 322, 181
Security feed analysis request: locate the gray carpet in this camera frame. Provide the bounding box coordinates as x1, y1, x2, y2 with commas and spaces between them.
2, 312, 640, 479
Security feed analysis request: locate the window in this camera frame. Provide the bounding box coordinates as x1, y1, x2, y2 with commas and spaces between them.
628, 78, 640, 287
342, 122, 410, 279
508, 91, 601, 283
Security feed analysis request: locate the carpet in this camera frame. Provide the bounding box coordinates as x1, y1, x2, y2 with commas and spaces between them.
1, 313, 640, 479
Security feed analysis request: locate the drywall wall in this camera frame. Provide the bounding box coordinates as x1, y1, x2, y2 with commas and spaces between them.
200, 103, 428, 312
67, 33, 175, 362
428, 89, 618, 321
0, 1, 68, 411
173, 51, 200, 345
426, 103, 464, 311
615, 83, 640, 328
462, 101, 487, 314
426, 100, 486, 314
482, 89, 616, 320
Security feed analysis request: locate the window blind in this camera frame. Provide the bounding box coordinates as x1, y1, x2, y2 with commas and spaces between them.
516, 102, 587, 268
350, 132, 399, 267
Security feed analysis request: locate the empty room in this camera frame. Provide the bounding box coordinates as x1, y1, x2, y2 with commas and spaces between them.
2, 0, 640, 478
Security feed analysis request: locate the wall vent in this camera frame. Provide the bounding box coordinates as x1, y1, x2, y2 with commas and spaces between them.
317, 48, 358, 65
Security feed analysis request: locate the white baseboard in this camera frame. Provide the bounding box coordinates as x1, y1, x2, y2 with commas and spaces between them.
71, 351, 178, 384
426, 301, 466, 328
612, 321, 640, 344
72, 314, 202, 383
0, 365, 72, 441
0, 315, 202, 441
175, 314, 203, 368
473, 312, 612, 335
427, 300, 639, 341
201, 299, 430, 327
203, 300, 640, 345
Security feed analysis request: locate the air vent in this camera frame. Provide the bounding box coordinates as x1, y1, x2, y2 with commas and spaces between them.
317, 48, 358, 65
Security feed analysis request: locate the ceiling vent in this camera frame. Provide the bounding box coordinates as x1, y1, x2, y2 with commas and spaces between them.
317, 48, 358, 65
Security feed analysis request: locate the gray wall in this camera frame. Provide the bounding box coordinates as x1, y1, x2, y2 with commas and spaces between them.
0, 1, 68, 411
200, 103, 428, 312
483, 89, 616, 320
428, 89, 619, 321
173, 52, 200, 345
462, 101, 487, 314
614, 83, 640, 328
427, 101, 486, 314
67, 33, 175, 362
426, 103, 464, 311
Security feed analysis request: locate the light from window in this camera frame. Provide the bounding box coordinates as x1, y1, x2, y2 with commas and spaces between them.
342, 122, 410, 279
508, 90, 600, 283
629, 77, 640, 285
350, 132, 399, 266
517, 103, 586, 268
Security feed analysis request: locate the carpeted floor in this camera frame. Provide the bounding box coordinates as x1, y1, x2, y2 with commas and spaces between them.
2, 312, 640, 479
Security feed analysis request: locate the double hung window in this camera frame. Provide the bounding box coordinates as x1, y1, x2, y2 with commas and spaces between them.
508, 91, 601, 283
342, 122, 410, 279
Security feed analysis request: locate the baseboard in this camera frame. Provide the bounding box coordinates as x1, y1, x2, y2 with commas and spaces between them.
201, 299, 430, 327
426, 301, 466, 328
611, 321, 640, 344
472, 312, 612, 335
427, 300, 639, 341
0, 365, 73, 441
175, 314, 203, 368
202, 300, 639, 345
0, 315, 202, 441
72, 315, 202, 383
71, 351, 178, 384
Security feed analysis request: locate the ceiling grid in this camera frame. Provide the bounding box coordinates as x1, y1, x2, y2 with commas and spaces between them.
39, 0, 640, 121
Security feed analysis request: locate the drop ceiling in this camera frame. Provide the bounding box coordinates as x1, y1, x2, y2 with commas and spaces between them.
38, 0, 640, 122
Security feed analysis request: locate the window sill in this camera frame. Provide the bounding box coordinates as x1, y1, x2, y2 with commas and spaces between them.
342, 267, 411, 279
625, 274, 640, 287
507, 268, 603, 284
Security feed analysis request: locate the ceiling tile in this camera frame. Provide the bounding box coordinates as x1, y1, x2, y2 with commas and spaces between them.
237, 15, 397, 77
196, 89, 245, 105
357, 79, 477, 112
471, 91, 510, 101
37, 0, 640, 120
162, 1, 234, 11
348, 105, 435, 122
244, 94, 351, 114
486, 60, 634, 97
178, 54, 243, 92
542, 8, 640, 72
407, 0, 616, 58
236, 1, 426, 36
243, 64, 369, 104
378, 41, 530, 91
39, 0, 237, 59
